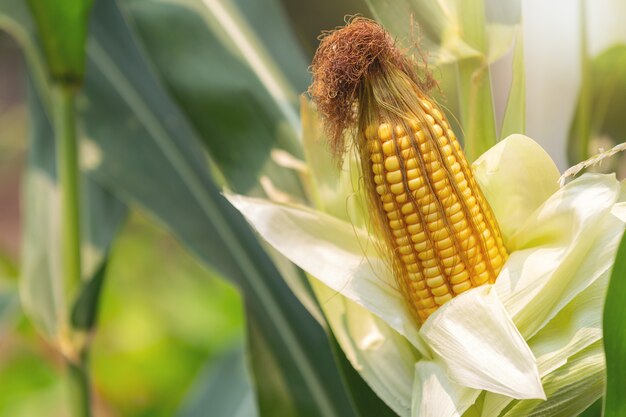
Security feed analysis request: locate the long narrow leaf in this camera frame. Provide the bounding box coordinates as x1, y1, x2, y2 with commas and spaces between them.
603, 230, 626, 416
176, 346, 259, 417
125, 0, 304, 194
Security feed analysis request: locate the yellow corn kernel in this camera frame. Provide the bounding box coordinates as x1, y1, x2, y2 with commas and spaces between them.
365, 97, 508, 323
385, 156, 400, 171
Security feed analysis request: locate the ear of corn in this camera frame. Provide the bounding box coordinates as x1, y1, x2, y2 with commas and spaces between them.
308, 18, 508, 324
362, 95, 508, 323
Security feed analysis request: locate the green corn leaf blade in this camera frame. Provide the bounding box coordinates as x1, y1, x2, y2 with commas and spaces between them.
274, 0, 372, 59
568, 44, 626, 169
208, 0, 310, 97
70, 257, 108, 330
603, 230, 626, 417
176, 346, 259, 417
21, 0, 364, 415
26, 0, 93, 85
500, 27, 525, 139
125, 0, 304, 194
22, 75, 128, 339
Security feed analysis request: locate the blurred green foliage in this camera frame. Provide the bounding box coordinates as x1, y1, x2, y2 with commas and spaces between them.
0, 211, 245, 417
569, 44, 626, 172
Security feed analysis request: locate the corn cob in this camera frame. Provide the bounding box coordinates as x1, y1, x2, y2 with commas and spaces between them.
309, 18, 508, 323
364, 97, 507, 322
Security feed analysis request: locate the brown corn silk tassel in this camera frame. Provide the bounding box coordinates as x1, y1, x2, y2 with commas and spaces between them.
308, 18, 508, 323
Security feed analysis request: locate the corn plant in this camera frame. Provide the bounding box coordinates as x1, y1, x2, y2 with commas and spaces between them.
1, 0, 626, 416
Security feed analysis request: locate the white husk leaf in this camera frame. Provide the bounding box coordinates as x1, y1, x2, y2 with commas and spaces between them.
311, 280, 417, 416
412, 361, 480, 417
420, 286, 544, 399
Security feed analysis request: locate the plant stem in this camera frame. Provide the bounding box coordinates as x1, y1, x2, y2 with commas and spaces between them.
53, 86, 81, 300
69, 350, 92, 417
52, 85, 91, 417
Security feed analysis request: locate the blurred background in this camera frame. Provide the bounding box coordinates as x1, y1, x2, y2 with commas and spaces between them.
1, 0, 626, 415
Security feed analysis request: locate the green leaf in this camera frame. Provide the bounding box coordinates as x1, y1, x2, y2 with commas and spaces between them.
500, 27, 525, 139
568, 44, 626, 168
26, 0, 93, 85
70, 258, 108, 330
176, 346, 259, 417
21, 0, 362, 415
603, 228, 626, 417
125, 0, 305, 193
